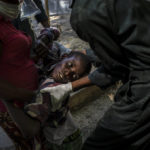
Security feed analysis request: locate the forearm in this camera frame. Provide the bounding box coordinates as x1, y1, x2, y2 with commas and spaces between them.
41, 20, 50, 28
71, 76, 92, 90
33, 0, 49, 27
0, 78, 36, 102
3, 101, 40, 139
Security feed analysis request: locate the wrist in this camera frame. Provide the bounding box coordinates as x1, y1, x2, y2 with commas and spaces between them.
72, 76, 91, 90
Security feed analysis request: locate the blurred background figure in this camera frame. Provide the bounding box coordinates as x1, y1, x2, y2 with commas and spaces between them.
12, 0, 50, 57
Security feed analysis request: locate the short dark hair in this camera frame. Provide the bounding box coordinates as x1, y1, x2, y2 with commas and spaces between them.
67, 51, 92, 76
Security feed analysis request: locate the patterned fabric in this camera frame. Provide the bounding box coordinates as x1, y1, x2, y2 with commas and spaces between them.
25, 79, 81, 147
25, 79, 69, 128
0, 112, 46, 150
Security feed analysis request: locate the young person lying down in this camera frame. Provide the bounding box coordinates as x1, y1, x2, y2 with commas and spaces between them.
4, 50, 92, 150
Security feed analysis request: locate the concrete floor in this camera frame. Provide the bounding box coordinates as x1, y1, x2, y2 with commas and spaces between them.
72, 94, 113, 142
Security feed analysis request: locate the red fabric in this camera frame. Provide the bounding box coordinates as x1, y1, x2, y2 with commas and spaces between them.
0, 16, 39, 112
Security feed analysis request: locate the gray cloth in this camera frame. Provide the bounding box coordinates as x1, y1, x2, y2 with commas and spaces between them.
43, 111, 78, 145
70, 0, 150, 149
88, 65, 119, 89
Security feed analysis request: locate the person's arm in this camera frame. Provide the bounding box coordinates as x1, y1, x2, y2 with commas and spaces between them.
3, 101, 40, 139
40, 65, 122, 102
71, 65, 122, 90
33, 0, 50, 28
71, 75, 91, 90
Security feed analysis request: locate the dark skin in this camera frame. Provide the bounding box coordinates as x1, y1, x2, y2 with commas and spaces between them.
51, 50, 92, 90
51, 56, 85, 83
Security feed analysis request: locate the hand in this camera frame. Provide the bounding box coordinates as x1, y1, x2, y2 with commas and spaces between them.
40, 83, 72, 111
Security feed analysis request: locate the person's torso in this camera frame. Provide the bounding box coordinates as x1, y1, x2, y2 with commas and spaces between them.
0, 16, 38, 112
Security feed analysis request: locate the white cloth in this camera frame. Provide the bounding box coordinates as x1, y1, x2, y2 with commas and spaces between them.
0, 1, 20, 19
40, 82, 72, 111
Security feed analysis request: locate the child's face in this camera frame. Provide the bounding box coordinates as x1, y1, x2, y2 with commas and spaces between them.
51, 56, 84, 83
